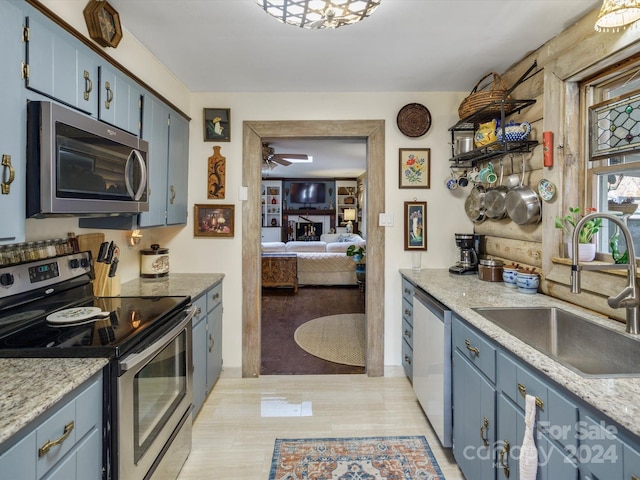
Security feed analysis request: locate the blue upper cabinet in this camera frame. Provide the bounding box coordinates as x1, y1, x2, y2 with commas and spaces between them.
0, 0, 26, 243
24, 6, 99, 117
139, 94, 170, 228
99, 65, 142, 135
167, 113, 189, 225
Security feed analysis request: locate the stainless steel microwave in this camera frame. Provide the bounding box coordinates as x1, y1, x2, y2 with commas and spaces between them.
26, 101, 149, 217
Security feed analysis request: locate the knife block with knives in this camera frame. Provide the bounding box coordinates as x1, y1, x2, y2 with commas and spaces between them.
77, 233, 121, 296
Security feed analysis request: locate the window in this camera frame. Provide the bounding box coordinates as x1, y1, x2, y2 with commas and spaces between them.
587, 65, 640, 255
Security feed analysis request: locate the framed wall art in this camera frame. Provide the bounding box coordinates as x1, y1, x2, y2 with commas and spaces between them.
194, 204, 234, 237
399, 148, 430, 189
404, 201, 427, 250
203, 108, 231, 142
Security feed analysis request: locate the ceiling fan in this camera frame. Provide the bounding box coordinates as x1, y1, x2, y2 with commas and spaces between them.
262, 143, 310, 170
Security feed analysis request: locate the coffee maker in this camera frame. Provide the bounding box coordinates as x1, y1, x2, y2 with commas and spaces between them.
449, 233, 481, 275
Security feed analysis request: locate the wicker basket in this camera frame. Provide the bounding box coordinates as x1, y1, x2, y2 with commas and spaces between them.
458, 72, 512, 120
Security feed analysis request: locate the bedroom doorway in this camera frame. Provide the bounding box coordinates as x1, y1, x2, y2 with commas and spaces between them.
242, 120, 385, 378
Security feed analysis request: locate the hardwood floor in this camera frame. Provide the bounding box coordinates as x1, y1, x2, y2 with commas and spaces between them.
261, 285, 366, 375
178, 368, 464, 479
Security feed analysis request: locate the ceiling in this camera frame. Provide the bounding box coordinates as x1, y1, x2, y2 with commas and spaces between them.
106, 0, 602, 177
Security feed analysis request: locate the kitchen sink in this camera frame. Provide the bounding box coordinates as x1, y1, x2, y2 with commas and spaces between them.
472, 307, 640, 378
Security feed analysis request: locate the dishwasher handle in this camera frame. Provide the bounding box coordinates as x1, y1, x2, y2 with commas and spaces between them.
413, 287, 451, 321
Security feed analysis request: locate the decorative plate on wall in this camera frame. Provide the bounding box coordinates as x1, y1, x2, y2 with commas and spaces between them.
397, 103, 432, 137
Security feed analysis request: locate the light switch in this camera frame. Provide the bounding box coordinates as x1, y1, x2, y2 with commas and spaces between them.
238, 186, 248, 201
378, 213, 394, 226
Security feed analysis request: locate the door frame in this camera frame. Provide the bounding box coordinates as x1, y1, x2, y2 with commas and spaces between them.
242, 120, 386, 377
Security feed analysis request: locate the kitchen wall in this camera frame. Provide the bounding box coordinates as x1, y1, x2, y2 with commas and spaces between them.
26, 0, 474, 371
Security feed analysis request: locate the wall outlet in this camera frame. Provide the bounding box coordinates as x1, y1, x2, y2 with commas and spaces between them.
378, 213, 394, 227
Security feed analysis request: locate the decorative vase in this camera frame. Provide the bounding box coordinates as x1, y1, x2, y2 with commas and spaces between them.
565, 242, 596, 262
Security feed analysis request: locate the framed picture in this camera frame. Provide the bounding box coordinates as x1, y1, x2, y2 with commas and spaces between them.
404, 201, 427, 250
399, 148, 430, 188
203, 108, 231, 142
194, 204, 234, 237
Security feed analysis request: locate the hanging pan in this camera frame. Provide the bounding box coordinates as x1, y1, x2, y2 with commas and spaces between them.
484, 159, 509, 220
465, 183, 486, 223
505, 155, 541, 225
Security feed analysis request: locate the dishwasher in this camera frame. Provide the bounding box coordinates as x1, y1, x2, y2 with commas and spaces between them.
412, 288, 453, 448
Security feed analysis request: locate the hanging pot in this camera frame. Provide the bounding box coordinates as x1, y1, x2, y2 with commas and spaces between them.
505, 156, 541, 225
484, 160, 509, 220
465, 183, 486, 223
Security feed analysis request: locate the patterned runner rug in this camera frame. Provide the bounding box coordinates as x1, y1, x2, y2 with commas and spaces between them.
269, 436, 445, 479
293, 313, 365, 366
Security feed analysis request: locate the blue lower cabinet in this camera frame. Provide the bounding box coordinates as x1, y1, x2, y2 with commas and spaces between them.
452, 349, 496, 479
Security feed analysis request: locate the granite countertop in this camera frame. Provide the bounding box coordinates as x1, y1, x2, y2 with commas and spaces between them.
0, 358, 108, 445
120, 273, 224, 298
401, 268, 640, 439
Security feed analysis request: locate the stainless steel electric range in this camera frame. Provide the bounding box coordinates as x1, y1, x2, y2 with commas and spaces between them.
0, 252, 195, 480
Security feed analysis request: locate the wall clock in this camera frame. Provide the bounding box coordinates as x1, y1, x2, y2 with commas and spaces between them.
83, 0, 123, 48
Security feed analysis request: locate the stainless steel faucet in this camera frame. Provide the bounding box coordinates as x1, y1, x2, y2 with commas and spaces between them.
570, 212, 640, 334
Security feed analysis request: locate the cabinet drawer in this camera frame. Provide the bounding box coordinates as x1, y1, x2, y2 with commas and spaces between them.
453, 317, 496, 383
402, 317, 413, 349
207, 282, 222, 313
401, 278, 414, 304
402, 339, 413, 381
192, 294, 207, 324
37, 376, 101, 478
497, 352, 548, 424
402, 297, 413, 325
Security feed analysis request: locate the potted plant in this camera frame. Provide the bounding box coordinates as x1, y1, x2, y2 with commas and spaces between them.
555, 206, 602, 261
346, 245, 366, 283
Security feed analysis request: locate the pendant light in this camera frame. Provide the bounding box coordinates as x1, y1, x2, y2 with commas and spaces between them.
595, 0, 640, 32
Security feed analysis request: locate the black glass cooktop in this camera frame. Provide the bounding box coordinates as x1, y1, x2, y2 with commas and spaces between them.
0, 286, 190, 358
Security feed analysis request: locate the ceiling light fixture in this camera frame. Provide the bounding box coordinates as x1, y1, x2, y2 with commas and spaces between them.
254, 0, 381, 29
595, 0, 640, 32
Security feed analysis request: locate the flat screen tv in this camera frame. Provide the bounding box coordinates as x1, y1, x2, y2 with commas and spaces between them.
289, 182, 326, 204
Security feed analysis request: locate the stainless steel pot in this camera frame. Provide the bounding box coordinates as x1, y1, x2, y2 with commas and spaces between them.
455, 136, 474, 155
484, 160, 508, 220
505, 157, 541, 225
465, 184, 486, 223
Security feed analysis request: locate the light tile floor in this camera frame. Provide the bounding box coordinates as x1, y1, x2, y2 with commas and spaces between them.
177, 366, 464, 479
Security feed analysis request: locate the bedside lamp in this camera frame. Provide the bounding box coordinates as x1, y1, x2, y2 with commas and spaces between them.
344, 208, 356, 234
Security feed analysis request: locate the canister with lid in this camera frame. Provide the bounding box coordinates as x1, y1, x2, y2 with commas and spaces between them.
478, 258, 504, 282
140, 244, 170, 278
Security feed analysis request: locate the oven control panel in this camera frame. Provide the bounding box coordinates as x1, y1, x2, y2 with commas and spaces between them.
0, 252, 92, 298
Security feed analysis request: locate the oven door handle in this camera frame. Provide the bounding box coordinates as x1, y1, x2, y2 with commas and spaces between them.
119, 305, 196, 373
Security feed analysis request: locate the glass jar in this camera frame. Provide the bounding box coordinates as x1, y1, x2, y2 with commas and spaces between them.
0, 246, 7, 266
67, 232, 79, 254
20, 242, 33, 262
45, 240, 57, 258
4, 245, 19, 265
55, 239, 66, 256
36, 241, 48, 259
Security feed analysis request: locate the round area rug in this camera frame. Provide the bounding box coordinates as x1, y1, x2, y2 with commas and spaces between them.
294, 314, 365, 366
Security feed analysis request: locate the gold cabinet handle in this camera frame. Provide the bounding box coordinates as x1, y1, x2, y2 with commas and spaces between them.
38, 421, 74, 457
211, 292, 220, 301
632, 476, 639, 480
404, 329, 411, 338
404, 355, 411, 365
209, 333, 214, 352
169, 185, 176, 204
517, 383, 544, 409
104, 81, 113, 109
404, 287, 411, 294
465, 339, 479, 356
83, 70, 93, 101
195, 307, 202, 318
404, 308, 412, 317
1, 154, 15, 194
480, 416, 489, 447
499, 440, 510, 478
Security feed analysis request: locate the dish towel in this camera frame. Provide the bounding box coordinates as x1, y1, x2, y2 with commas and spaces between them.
519, 394, 539, 480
